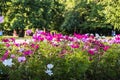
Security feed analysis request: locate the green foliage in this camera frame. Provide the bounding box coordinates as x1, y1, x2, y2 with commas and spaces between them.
1, 36, 120, 79
86, 44, 120, 80
1, 0, 65, 31
1, 41, 120, 80
0, 40, 90, 80
100, 0, 120, 30
61, 0, 112, 34
1, 0, 120, 35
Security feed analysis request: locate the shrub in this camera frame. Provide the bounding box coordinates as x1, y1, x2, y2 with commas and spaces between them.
86, 44, 120, 80
0, 31, 112, 80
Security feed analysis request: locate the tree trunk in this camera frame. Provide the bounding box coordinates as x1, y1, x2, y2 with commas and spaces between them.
18, 29, 25, 37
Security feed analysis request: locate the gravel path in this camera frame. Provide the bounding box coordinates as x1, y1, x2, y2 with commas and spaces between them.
15, 38, 32, 43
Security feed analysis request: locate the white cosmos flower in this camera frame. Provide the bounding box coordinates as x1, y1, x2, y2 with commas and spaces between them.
45, 69, 53, 76
47, 64, 54, 69
3, 58, 14, 67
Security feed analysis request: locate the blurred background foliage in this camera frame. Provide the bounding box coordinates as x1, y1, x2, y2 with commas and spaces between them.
0, 0, 120, 36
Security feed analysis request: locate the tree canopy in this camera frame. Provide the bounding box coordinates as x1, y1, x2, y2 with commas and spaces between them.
0, 0, 120, 35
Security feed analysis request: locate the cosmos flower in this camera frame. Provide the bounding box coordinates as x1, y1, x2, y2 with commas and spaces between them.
2, 58, 14, 67
47, 64, 54, 69
45, 69, 53, 76
18, 56, 26, 62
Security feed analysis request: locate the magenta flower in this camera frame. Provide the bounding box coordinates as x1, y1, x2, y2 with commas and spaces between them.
113, 34, 120, 43
35, 44, 39, 49
5, 43, 10, 47
1, 50, 9, 61
10, 38, 15, 42
53, 33, 63, 42
2, 38, 9, 42
33, 34, 44, 42
103, 45, 110, 51
88, 48, 97, 55
23, 50, 33, 56
14, 43, 20, 47
68, 36, 74, 41
18, 56, 26, 62
37, 30, 46, 35
0, 16, 4, 23
63, 35, 68, 39
46, 35, 53, 41
70, 43, 79, 48
74, 33, 83, 39
31, 44, 39, 49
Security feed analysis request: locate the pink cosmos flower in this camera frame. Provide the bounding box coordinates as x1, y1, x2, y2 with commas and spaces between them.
14, 43, 20, 47
33, 34, 44, 42
11, 54, 16, 58
18, 56, 26, 62
70, 43, 79, 48
46, 35, 53, 41
113, 34, 120, 43
103, 45, 110, 51
88, 48, 97, 55
74, 33, 83, 39
5, 43, 10, 47
36, 30, 46, 35
1, 50, 9, 61
23, 50, 33, 56
35, 44, 39, 49
10, 38, 15, 42
2, 38, 9, 42
31, 43, 39, 49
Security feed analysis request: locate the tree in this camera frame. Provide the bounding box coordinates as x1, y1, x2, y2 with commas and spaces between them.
99, 0, 120, 30
61, 0, 112, 35
0, 0, 65, 36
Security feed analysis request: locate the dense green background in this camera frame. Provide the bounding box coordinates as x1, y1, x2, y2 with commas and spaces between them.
0, 0, 120, 35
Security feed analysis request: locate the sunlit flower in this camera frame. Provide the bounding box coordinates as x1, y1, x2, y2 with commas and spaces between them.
2, 58, 14, 67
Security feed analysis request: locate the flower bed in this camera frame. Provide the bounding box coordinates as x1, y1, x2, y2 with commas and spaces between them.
0, 30, 120, 80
